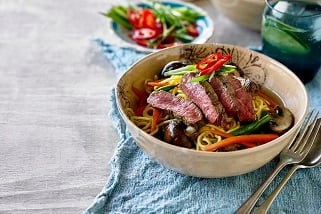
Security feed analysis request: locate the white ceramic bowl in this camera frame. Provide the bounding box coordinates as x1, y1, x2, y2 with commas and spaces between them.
116, 43, 308, 178
210, 0, 265, 31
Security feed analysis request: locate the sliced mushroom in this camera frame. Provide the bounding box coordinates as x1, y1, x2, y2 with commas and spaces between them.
269, 105, 294, 134
162, 120, 194, 149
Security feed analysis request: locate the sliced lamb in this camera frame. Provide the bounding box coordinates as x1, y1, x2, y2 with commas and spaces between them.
208, 75, 239, 117
225, 74, 255, 122
147, 90, 203, 124
180, 73, 227, 126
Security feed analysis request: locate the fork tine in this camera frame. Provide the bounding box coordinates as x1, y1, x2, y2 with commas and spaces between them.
284, 110, 314, 150
297, 117, 321, 157
290, 110, 319, 151
296, 111, 320, 151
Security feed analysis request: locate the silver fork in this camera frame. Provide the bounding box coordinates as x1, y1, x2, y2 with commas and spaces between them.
254, 118, 321, 214
235, 110, 320, 214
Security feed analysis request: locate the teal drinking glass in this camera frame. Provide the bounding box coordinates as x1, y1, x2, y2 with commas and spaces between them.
262, 0, 321, 83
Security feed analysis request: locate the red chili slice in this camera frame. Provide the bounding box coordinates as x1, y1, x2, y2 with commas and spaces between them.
127, 9, 142, 29
131, 37, 149, 47
196, 53, 222, 70
156, 42, 181, 49
127, 8, 159, 30
186, 23, 199, 37
197, 53, 231, 76
141, 9, 157, 29
132, 28, 158, 40
162, 35, 176, 44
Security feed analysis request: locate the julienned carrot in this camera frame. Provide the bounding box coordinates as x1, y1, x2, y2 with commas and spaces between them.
257, 91, 277, 109
210, 129, 258, 147
146, 80, 168, 87
132, 86, 149, 116
240, 142, 257, 148
151, 108, 161, 133
208, 129, 233, 138
204, 134, 279, 152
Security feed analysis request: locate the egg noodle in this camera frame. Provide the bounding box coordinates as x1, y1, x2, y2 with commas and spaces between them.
126, 75, 271, 151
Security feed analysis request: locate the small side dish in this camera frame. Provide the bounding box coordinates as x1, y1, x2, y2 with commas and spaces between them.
102, 0, 213, 51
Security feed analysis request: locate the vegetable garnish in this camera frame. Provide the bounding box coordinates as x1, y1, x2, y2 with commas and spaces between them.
146, 79, 169, 87
147, 79, 178, 92
163, 64, 197, 77
196, 53, 231, 76
206, 129, 233, 139
204, 134, 279, 152
127, 8, 159, 30
101, 6, 132, 30
102, 1, 204, 49
189, 74, 211, 83
257, 91, 278, 110
160, 54, 235, 83
186, 23, 199, 37
230, 113, 271, 136
131, 86, 149, 116
132, 28, 159, 40
154, 85, 176, 92
151, 108, 162, 133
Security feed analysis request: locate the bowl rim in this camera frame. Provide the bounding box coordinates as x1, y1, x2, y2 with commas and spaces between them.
116, 43, 309, 157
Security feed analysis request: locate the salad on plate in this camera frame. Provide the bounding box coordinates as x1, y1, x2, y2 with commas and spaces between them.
102, 0, 213, 51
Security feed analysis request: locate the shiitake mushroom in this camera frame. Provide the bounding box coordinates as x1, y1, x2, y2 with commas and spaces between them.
162, 120, 194, 149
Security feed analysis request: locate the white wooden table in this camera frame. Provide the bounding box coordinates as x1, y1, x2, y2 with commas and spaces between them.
0, 0, 260, 213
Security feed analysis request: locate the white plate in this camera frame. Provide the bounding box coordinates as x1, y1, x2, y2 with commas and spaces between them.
107, 1, 214, 53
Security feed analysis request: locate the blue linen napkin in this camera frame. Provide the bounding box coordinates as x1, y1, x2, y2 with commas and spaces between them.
86, 39, 321, 214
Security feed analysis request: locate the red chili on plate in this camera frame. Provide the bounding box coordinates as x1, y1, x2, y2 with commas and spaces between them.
186, 23, 199, 37
127, 8, 159, 30
132, 28, 158, 40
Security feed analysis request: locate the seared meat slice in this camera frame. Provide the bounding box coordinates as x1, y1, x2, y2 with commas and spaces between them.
209, 75, 239, 117
180, 73, 227, 126
225, 74, 255, 122
147, 91, 203, 124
